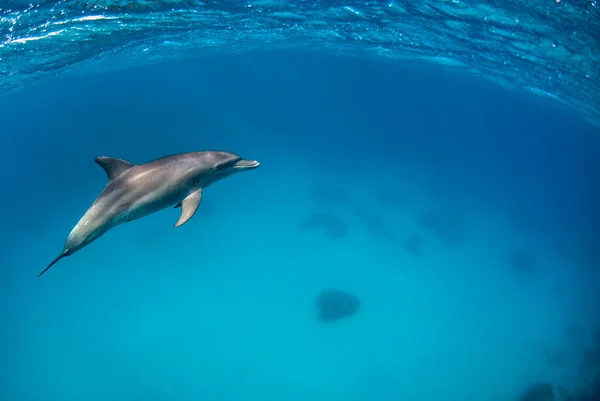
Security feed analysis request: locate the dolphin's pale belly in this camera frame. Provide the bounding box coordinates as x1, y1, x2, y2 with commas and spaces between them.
68, 179, 189, 251
104, 180, 186, 225
121, 190, 184, 223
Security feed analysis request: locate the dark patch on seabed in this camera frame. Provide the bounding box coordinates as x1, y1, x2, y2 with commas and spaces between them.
297, 212, 348, 240
315, 289, 360, 322
555, 328, 600, 400
510, 250, 536, 274
518, 325, 600, 401
404, 235, 423, 255
417, 210, 464, 247
301, 177, 597, 282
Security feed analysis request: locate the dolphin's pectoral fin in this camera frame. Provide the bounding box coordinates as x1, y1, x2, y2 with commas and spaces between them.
174, 188, 203, 228
174, 202, 182, 208
94, 156, 135, 181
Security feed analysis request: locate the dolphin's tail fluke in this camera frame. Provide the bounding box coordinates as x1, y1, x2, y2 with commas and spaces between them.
37, 252, 68, 278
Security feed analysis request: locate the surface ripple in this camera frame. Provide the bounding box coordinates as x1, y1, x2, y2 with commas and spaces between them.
1, 0, 599, 126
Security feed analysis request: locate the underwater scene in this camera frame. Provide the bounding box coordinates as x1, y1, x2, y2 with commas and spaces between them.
1, 1, 600, 401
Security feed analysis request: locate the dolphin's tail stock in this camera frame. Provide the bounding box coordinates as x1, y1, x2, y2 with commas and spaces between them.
37, 251, 68, 278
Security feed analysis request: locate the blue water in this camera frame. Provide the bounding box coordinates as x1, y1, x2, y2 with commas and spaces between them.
1, 2, 600, 401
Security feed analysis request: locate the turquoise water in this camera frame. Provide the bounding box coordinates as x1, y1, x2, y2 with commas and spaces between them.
1, 2, 600, 401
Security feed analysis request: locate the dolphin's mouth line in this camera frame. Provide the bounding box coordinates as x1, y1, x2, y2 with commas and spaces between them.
234, 159, 260, 169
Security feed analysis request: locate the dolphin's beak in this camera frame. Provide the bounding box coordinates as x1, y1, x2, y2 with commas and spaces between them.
234, 159, 260, 170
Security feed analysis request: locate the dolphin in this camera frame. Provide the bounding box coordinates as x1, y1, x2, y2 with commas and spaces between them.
38, 151, 260, 277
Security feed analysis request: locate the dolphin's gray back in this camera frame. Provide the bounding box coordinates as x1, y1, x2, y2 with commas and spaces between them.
95, 153, 212, 224
85, 153, 204, 226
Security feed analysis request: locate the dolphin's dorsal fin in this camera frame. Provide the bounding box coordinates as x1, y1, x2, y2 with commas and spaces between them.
94, 156, 135, 181
174, 188, 203, 228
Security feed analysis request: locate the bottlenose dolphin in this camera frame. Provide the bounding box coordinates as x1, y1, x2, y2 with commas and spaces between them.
38, 151, 260, 277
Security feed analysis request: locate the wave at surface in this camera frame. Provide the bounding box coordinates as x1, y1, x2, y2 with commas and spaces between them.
1, 0, 599, 126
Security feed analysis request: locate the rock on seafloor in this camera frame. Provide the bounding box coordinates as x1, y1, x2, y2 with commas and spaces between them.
519, 382, 555, 401
315, 289, 360, 322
